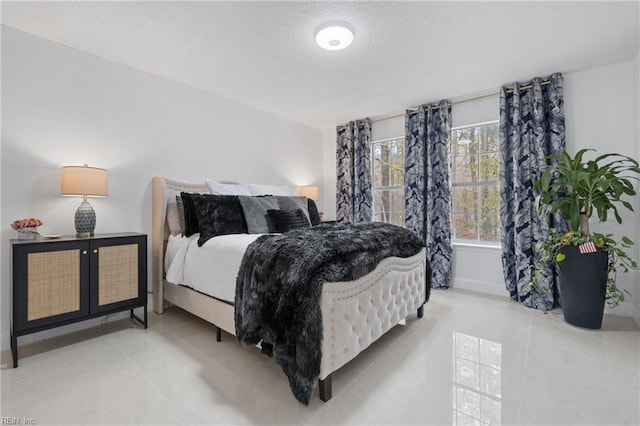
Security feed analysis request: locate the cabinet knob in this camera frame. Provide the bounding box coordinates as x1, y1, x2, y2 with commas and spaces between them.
82, 250, 87, 255
93, 249, 98, 254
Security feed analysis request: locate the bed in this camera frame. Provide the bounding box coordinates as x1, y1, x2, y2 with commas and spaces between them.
152, 176, 429, 404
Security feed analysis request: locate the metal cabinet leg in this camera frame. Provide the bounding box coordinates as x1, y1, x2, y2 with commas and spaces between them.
131, 306, 148, 329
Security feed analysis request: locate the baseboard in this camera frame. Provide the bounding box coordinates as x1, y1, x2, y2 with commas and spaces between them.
452, 277, 510, 298
605, 300, 633, 317
0, 311, 129, 352
453, 278, 636, 319
0, 329, 10, 353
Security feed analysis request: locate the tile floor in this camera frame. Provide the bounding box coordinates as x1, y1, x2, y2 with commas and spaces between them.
1, 289, 639, 425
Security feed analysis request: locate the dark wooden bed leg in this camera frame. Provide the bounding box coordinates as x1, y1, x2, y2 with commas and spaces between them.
319, 374, 332, 402
216, 327, 222, 342
417, 305, 424, 318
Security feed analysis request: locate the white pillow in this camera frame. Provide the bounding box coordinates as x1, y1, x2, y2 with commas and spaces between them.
249, 183, 298, 196
206, 179, 252, 196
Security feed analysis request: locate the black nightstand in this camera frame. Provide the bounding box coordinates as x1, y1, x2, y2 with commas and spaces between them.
10, 233, 147, 367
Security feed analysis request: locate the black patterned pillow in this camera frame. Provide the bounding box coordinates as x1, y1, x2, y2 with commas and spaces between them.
306, 198, 321, 226
275, 196, 311, 224
190, 194, 248, 246
179, 192, 200, 237
266, 208, 311, 233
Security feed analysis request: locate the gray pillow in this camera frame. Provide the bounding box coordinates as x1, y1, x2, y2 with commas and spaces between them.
166, 199, 182, 236
275, 196, 310, 224
176, 196, 185, 234
239, 196, 279, 233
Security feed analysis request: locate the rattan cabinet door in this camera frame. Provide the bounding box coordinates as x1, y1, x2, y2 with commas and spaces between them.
13, 240, 90, 332
89, 235, 147, 314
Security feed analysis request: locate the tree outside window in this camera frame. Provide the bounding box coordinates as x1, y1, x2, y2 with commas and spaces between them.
372, 138, 405, 227
451, 122, 500, 245
371, 123, 500, 245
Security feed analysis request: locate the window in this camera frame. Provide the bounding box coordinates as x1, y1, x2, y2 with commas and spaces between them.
372, 137, 405, 226
450, 121, 500, 245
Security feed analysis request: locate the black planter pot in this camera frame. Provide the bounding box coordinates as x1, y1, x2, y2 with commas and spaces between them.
557, 245, 608, 329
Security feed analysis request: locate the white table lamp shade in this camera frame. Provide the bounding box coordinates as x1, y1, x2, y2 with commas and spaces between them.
299, 185, 319, 201
61, 165, 108, 197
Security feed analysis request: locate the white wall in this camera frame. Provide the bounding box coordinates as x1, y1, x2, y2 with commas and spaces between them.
1, 26, 324, 350
565, 59, 639, 317
322, 58, 640, 315
634, 47, 640, 327
321, 126, 337, 221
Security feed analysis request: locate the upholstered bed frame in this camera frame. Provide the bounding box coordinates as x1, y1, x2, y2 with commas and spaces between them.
151, 176, 428, 401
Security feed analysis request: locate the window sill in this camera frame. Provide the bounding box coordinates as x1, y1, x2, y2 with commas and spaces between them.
453, 241, 501, 251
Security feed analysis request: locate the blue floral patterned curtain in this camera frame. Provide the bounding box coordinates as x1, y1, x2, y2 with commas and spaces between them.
405, 100, 452, 289
499, 73, 566, 309
336, 119, 372, 223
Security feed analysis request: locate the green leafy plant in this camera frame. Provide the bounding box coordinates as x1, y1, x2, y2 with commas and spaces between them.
534, 149, 640, 308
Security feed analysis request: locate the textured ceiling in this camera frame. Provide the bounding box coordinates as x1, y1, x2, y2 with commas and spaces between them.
2, 1, 639, 129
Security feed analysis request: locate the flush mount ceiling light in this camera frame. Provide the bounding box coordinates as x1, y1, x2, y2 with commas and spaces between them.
315, 22, 354, 51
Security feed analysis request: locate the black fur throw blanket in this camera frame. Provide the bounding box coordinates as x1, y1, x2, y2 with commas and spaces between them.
235, 222, 429, 404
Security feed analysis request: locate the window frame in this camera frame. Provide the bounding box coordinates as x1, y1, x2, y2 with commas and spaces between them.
450, 120, 501, 247
371, 136, 405, 226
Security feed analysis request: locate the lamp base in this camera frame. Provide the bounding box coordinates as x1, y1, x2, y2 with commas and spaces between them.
75, 232, 95, 238
75, 201, 96, 236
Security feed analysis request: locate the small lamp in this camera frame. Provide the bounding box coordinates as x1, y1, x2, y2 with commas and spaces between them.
61, 164, 108, 237
299, 185, 324, 218
298, 185, 319, 201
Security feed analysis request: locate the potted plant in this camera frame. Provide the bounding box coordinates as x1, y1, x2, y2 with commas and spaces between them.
534, 149, 640, 329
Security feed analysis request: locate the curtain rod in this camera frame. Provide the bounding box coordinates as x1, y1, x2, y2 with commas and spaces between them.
338, 79, 551, 130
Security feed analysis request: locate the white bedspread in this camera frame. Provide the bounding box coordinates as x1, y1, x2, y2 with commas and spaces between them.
165, 234, 183, 274
165, 233, 263, 303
